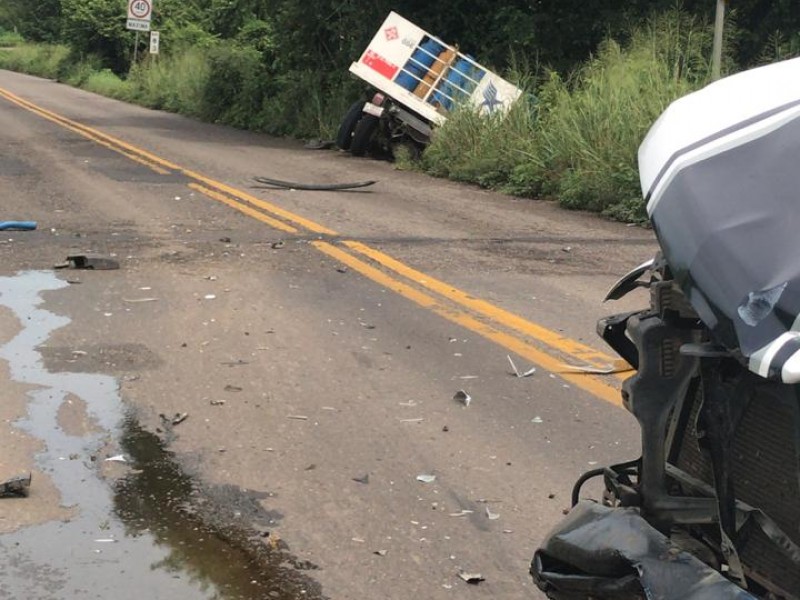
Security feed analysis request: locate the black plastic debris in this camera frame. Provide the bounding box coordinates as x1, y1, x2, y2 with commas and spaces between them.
56, 255, 120, 270
0, 474, 31, 498
453, 390, 471, 407
253, 176, 376, 192
532, 502, 757, 600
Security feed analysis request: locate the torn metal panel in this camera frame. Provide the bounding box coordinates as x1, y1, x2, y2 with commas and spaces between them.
532, 502, 757, 600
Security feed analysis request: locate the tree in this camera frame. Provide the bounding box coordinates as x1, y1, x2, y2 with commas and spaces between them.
2, 0, 62, 41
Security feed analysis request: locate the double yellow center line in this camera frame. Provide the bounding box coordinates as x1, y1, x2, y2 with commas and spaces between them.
0, 85, 630, 407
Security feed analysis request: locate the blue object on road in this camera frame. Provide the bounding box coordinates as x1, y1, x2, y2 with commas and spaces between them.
0, 221, 37, 231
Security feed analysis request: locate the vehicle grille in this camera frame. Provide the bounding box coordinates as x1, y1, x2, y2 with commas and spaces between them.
673, 381, 800, 598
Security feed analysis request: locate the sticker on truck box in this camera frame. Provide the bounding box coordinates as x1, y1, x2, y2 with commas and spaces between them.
362, 50, 399, 80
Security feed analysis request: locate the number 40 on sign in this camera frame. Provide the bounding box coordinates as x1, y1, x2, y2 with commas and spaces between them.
126, 0, 153, 31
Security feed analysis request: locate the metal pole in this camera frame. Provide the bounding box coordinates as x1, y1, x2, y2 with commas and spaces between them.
133, 30, 140, 65
712, 0, 726, 80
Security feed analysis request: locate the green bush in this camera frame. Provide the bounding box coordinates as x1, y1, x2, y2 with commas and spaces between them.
257, 70, 361, 138
128, 49, 210, 116
200, 42, 267, 126
422, 9, 717, 222
0, 30, 24, 47
0, 43, 70, 79
82, 68, 132, 99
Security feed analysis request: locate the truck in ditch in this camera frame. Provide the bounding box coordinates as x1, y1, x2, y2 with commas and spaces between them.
336, 12, 523, 158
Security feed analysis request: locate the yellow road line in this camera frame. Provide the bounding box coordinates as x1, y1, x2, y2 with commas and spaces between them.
188, 184, 298, 233
0, 88, 170, 175
314, 242, 623, 407
0, 85, 628, 407
344, 241, 627, 377
0, 86, 333, 235
184, 170, 336, 235
0, 88, 182, 171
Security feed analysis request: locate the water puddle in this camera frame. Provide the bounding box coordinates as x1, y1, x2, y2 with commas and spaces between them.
0, 271, 321, 599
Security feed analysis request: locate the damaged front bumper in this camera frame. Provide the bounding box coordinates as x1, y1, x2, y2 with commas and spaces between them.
532, 502, 756, 600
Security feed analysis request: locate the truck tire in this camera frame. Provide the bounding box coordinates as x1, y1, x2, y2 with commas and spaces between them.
336, 102, 364, 150
350, 115, 379, 157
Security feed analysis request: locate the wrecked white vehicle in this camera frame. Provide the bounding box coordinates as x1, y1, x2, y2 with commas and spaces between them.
337, 12, 522, 158
532, 57, 800, 599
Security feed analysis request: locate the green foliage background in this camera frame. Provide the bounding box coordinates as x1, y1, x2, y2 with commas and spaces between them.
0, 0, 798, 220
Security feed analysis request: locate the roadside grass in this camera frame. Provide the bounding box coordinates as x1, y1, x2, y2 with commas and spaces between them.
0, 30, 24, 47
82, 69, 133, 100
0, 43, 70, 79
128, 50, 210, 117
422, 9, 718, 221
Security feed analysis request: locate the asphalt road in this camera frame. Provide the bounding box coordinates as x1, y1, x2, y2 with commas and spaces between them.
0, 69, 658, 599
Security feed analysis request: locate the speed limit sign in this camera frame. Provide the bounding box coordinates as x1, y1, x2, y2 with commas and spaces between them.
128, 0, 151, 19
127, 0, 153, 31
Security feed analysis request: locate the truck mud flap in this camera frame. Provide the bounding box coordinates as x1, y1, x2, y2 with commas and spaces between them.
531, 502, 757, 600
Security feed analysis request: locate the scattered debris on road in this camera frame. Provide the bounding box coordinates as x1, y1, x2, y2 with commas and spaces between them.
56, 255, 120, 270
104, 455, 128, 463
252, 176, 377, 192
507, 355, 536, 378
352, 474, 370, 484
458, 571, 485, 585
224, 385, 243, 392
220, 359, 249, 367
0, 474, 31, 498
485, 506, 500, 520
123, 297, 158, 303
160, 412, 189, 426
210, 399, 226, 406
287, 415, 309, 421
271, 241, 285, 249
531, 416, 544, 424
416, 474, 436, 484
559, 360, 632, 374
453, 390, 471, 407
373, 549, 388, 557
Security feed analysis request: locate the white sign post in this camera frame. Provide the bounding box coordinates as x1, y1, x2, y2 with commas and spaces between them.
127, 0, 154, 66
149, 31, 160, 55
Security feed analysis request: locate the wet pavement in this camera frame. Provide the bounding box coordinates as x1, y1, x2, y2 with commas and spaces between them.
0, 271, 321, 600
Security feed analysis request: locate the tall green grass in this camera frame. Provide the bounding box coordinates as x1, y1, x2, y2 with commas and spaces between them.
423, 9, 718, 221
0, 43, 70, 79
128, 50, 210, 116
0, 30, 24, 47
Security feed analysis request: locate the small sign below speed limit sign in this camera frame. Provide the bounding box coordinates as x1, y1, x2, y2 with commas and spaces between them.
127, 0, 153, 31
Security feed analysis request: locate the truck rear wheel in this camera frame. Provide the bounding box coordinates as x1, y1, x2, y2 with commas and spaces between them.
336, 101, 364, 150
350, 115, 379, 157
